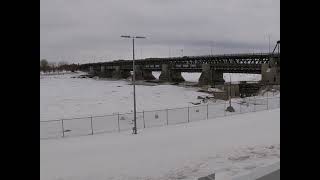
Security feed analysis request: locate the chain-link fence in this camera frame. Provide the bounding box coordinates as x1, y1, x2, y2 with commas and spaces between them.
40, 95, 280, 139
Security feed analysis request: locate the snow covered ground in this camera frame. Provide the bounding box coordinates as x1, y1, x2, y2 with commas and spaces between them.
40, 96, 280, 139
40, 109, 280, 180
40, 72, 262, 121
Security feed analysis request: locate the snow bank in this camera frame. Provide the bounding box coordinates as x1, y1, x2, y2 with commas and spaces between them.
232, 161, 280, 180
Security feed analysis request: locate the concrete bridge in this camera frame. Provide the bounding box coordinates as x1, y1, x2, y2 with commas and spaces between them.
79, 52, 280, 86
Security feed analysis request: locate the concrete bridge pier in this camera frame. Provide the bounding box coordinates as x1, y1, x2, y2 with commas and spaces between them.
261, 57, 280, 84
99, 65, 113, 78
134, 65, 156, 80
89, 66, 100, 76
212, 70, 225, 85
112, 66, 131, 79
89, 66, 94, 74
198, 64, 224, 86
159, 64, 185, 82
199, 64, 212, 86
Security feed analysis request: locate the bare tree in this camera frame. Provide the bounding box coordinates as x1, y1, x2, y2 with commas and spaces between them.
58, 61, 69, 72
40, 59, 49, 72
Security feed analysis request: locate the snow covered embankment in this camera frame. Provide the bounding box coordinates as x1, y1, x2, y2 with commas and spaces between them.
41, 109, 280, 180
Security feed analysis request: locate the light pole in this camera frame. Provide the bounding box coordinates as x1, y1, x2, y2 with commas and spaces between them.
268, 34, 271, 54
266, 33, 271, 54
121, 35, 146, 134
210, 41, 214, 55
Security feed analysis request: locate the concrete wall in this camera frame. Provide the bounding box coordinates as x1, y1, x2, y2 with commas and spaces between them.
223, 84, 240, 98
213, 84, 240, 100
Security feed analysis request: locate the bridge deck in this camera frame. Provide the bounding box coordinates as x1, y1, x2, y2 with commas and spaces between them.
80, 53, 279, 73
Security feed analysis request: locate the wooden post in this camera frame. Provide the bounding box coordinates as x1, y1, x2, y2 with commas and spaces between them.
254, 97, 256, 112
187, 106, 190, 122
207, 104, 209, 120
117, 113, 120, 132
90, 116, 93, 135
267, 92, 269, 110
143, 111, 145, 128
166, 109, 169, 125
61, 119, 65, 137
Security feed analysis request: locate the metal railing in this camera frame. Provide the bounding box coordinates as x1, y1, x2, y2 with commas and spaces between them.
40, 95, 280, 139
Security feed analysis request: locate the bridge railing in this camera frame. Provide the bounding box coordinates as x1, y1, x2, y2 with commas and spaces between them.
40, 95, 280, 139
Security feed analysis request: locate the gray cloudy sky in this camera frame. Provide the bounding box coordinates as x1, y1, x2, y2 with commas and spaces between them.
40, 0, 280, 64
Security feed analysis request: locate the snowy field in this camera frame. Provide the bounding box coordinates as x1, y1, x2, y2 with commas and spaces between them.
40, 109, 280, 180
40, 72, 261, 121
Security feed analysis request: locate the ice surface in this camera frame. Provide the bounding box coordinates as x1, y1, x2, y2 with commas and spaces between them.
40, 72, 263, 121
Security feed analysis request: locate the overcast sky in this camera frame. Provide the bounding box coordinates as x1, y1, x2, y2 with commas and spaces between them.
40, 0, 279, 64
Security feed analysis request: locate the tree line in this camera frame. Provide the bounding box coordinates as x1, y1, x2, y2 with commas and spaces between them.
40, 59, 79, 73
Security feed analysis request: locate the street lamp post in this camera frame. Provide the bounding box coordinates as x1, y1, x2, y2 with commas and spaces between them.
210, 41, 214, 55
268, 34, 271, 54
121, 35, 146, 134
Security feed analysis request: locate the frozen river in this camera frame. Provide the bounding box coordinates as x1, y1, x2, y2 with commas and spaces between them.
40, 72, 261, 121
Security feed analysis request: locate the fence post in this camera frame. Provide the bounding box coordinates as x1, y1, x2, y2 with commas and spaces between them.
166, 109, 169, 125
143, 110, 145, 128
240, 102, 242, 114
254, 97, 256, 112
267, 92, 269, 110
187, 106, 190, 123
224, 101, 226, 116
90, 116, 93, 135
61, 119, 65, 137
117, 113, 120, 132
207, 103, 209, 120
